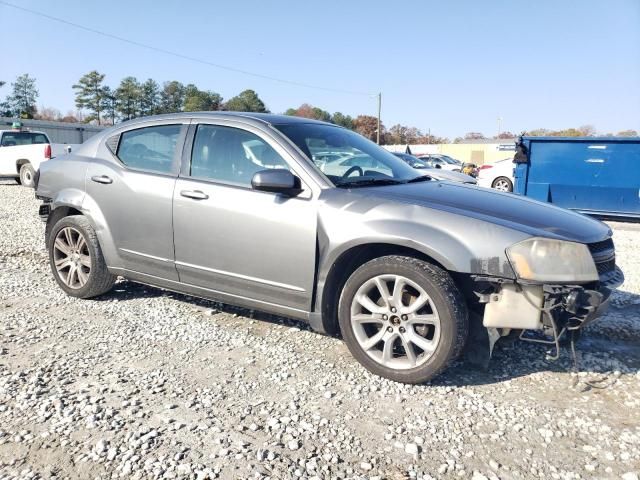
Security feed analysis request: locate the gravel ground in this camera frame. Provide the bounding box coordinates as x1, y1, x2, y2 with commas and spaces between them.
0, 180, 639, 480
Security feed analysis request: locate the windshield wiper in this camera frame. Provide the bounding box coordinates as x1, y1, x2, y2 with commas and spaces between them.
336, 178, 404, 188
405, 175, 433, 183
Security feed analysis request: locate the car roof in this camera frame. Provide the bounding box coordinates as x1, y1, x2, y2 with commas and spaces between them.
117, 112, 334, 128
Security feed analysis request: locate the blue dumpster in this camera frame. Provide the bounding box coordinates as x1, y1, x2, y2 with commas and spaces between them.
513, 136, 640, 218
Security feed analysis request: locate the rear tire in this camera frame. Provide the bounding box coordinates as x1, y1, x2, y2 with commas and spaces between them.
48, 215, 116, 298
19, 163, 35, 188
338, 255, 468, 384
492, 176, 513, 192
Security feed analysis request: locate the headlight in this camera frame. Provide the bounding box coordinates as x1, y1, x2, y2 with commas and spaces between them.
506, 238, 598, 282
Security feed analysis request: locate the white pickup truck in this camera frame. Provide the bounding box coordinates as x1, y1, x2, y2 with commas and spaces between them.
0, 128, 78, 187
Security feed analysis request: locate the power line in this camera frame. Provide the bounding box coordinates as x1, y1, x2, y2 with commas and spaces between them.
0, 0, 375, 97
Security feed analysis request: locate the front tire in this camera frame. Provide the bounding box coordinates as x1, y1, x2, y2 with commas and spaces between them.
338, 256, 468, 384
19, 163, 35, 188
48, 215, 116, 298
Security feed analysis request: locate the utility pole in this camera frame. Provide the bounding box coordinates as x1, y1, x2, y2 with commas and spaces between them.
376, 92, 382, 145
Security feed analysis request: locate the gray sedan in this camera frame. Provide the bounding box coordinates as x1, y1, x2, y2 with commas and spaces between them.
35, 113, 623, 384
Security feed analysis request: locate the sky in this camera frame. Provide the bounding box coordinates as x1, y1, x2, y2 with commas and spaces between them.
1, 0, 639, 138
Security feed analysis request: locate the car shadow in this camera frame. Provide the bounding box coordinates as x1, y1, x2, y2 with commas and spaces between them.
94, 279, 315, 332
94, 280, 640, 387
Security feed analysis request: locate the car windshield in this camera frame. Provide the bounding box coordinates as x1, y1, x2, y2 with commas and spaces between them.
275, 123, 423, 187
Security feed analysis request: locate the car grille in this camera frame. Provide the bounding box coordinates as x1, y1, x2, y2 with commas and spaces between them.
588, 238, 616, 278
595, 258, 616, 275
587, 238, 614, 256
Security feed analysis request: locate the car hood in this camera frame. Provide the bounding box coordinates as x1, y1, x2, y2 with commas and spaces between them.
355, 181, 611, 244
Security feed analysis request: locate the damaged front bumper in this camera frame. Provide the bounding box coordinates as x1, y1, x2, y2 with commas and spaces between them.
470, 266, 624, 362
476, 265, 624, 335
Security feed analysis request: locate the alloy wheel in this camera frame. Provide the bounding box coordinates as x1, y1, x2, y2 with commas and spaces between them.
350, 274, 441, 370
53, 227, 91, 289
493, 179, 511, 191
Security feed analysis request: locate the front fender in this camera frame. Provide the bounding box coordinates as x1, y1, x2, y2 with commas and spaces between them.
317, 199, 524, 281
309, 195, 530, 331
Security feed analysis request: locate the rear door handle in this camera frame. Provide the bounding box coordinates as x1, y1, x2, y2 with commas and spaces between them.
91, 175, 113, 184
180, 190, 209, 200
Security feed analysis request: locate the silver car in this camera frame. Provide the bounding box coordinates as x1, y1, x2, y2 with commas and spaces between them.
35, 113, 624, 384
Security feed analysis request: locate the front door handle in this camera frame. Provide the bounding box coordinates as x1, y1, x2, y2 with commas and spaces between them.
180, 190, 209, 200
91, 175, 113, 184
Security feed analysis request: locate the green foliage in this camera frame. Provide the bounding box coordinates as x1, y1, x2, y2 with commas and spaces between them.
73, 71, 109, 124
224, 89, 268, 113
7, 74, 39, 119
330, 112, 354, 129
102, 86, 117, 125
159, 81, 185, 114
115, 77, 142, 120
139, 79, 161, 116
183, 84, 222, 112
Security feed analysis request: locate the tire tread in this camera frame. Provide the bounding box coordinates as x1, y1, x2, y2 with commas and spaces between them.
338, 255, 468, 384
49, 215, 115, 298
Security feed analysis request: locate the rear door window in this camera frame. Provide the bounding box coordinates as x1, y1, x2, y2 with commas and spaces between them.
116, 125, 181, 174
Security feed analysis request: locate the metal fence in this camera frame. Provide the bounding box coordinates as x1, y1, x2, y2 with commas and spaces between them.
0, 117, 106, 144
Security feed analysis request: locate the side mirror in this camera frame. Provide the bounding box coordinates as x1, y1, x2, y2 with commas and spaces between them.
251, 169, 302, 196
435, 164, 442, 169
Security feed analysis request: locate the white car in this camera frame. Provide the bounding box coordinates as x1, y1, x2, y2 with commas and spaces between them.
477, 158, 515, 192
0, 127, 76, 187
417, 154, 463, 172
392, 153, 476, 184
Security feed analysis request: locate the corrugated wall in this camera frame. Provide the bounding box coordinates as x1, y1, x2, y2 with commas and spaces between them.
0, 117, 106, 144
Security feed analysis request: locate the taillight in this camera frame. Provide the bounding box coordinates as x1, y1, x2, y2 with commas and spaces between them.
44, 144, 52, 159
478, 164, 493, 170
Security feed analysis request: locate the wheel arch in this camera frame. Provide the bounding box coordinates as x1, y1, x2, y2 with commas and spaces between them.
45, 205, 83, 248
314, 242, 452, 336
45, 190, 121, 269
16, 159, 30, 174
